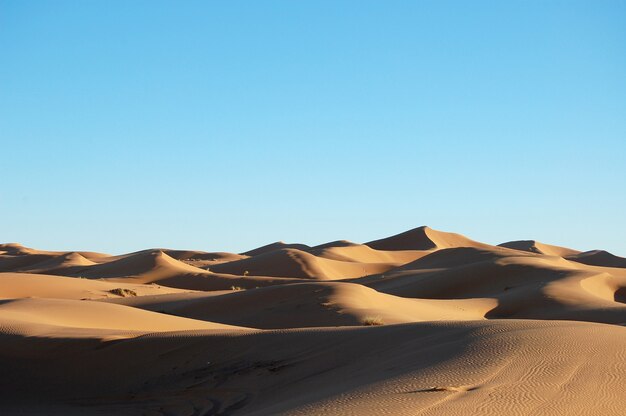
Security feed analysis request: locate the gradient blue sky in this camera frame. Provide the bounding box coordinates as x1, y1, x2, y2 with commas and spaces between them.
1, 1, 625, 255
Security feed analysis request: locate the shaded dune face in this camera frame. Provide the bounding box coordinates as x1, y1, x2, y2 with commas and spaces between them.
1, 226, 625, 415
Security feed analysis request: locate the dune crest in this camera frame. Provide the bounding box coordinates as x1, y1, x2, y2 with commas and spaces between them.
366, 225, 486, 251
499, 239, 581, 257
569, 249, 626, 268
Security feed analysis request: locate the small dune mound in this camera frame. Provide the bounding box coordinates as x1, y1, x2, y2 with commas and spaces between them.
568, 250, 626, 268
366, 226, 484, 251
312, 240, 360, 249
241, 241, 311, 257
63, 252, 97, 266
0, 243, 34, 256
78, 250, 208, 279
74, 251, 112, 262
499, 240, 581, 257
242, 241, 311, 257
21, 252, 96, 273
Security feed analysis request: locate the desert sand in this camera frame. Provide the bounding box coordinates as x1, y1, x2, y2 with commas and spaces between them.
0, 226, 625, 415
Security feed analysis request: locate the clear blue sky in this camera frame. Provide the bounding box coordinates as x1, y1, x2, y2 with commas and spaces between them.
1, 1, 625, 255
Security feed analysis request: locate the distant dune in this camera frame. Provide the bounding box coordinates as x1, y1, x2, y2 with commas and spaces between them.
1, 226, 625, 415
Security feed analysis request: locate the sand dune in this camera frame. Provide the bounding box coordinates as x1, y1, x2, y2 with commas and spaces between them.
104, 281, 494, 328
242, 241, 311, 256
500, 240, 626, 268
12, 252, 97, 275
210, 248, 395, 279
568, 249, 626, 268
363, 247, 626, 325
309, 242, 424, 264
0, 297, 244, 336
0, 244, 87, 273
366, 225, 487, 251
1, 226, 625, 415
499, 239, 581, 257
74, 250, 207, 279
0, 243, 46, 256
159, 249, 249, 271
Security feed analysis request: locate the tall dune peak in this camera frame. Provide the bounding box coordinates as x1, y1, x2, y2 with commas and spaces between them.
365, 225, 481, 251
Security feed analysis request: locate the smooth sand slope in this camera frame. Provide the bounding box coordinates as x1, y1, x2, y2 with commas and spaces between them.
0, 321, 624, 415
106, 281, 495, 328
0, 226, 625, 415
0, 272, 190, 300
